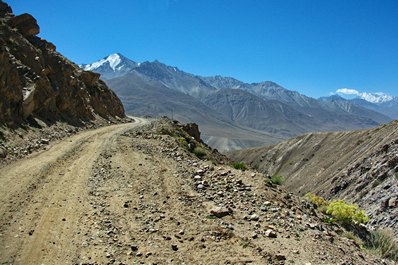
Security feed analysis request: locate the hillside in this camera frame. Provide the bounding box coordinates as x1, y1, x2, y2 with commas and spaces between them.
0, 117, 390, 264
229, 121, 398, 237
0, 1, 124, 127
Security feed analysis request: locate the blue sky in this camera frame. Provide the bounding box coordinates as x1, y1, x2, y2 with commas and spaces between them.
8, 0, 398, 98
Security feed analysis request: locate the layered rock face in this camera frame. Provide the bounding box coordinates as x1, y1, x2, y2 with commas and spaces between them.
0, 1, 125, 126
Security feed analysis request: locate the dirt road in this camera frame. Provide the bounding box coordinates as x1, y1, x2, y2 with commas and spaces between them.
0, 118, 149, 264
0, 118, 388, 264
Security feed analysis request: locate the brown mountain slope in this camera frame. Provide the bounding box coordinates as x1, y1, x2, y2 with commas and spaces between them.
0, 117, 389, 264
228, 121, 398, 237
0, 1, 124, 127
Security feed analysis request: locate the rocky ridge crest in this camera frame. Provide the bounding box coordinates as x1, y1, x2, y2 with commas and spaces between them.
0, 1, 125, 127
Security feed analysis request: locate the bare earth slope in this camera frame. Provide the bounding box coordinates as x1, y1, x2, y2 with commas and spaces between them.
229, 121, 398, 237
0, 118, 389, 264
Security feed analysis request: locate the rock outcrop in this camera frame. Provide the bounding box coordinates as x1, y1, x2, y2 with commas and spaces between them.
0, 1, 125, 126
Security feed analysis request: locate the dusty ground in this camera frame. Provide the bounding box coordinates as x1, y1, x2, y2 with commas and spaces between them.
0, 118, 391, 264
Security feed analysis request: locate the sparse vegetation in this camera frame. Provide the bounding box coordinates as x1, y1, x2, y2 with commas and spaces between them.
343, 231, 364, 248
305, 194, 369, 225
326, 200, 369, 225
270, 175, 285, 185
232, 161, 247, 170
206, 215, 218, 219
395, 172, 398, 180
178, 136, 189, 149
305, 192, 328, 212
193, 146, 207, 158
368, 229, 398, 261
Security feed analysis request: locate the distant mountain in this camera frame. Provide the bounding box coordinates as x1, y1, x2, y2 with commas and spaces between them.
322, 95, 398, 119
83, 55, 216, 98
83, 53, 394, 151
80, 53, 138, 80
357, 92, 394, 103
201, 75, 247, 90
318, 95, 391, 123
134, 61, 216, 98
106, 73, 280, 151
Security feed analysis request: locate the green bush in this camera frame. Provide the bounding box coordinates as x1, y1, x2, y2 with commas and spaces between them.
233, 162, 247, 170
178, 136, 189, 149
305, 192, 328, 213
368, 229, 398, 261
270, 175, 285, 185
193, 146, 207, 158
326, 200, 369, 225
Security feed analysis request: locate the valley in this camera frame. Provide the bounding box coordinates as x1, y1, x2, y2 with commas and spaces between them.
1, 0, 398, 263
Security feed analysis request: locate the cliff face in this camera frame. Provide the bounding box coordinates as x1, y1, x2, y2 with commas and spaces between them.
0, 1, 125, 126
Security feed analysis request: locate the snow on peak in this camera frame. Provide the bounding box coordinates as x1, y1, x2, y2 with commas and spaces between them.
336, 88, 394, 103
360, 92, 394, 103
83, 53, 122, 72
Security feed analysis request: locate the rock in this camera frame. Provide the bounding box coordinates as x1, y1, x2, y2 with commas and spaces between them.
0, 2, 12, 17
197, 184, 205, 189
130, 245, 139, 251
275, 254, 286, 261
194, 175, 202, 180
195, 169, 205, 175
0, 4, 125, 126
171, 244, 178, 251
308, 223, 317, 229
40, 138, 50, 145
388, 197, 397, 208
249, 214, 259, 221
264, 229, 277, 238
210, 207, 232, 218
0, 147, 7, 158
182, 123, 201, 142
9, 13, 40, 36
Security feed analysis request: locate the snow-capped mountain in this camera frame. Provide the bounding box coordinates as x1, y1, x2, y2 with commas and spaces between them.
80, 53, 138, 80
359, 92, 394, 103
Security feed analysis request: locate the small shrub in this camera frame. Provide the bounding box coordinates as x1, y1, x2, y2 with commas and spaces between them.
270, 175, 285, 185
206, 215, 218, 219
395, 172, 398, 179
305, 192, 328, 207
342, 231, 364, 248
233, 162, 247, 171
326, 200, 369, 225
193, 146, 207, 158
305, 192, 328, 213
178, 137, 189, 149
368, 229, 398, 261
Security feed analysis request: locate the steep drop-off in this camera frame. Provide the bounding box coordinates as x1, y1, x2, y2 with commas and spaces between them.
0, 1, 124, 126
229, 121, 398, 237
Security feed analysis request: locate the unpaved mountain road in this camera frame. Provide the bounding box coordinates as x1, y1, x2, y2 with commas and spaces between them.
0, 118, 149, 264
0, 118, 388, 265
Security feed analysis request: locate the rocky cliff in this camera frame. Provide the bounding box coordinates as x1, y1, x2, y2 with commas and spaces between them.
0, 1, 125, 127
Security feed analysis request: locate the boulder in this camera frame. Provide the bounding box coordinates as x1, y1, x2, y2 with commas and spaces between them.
9, 13, 40, 37
210, 206, 232, 218
182, 123, 201, 142
0, 1, 12, 17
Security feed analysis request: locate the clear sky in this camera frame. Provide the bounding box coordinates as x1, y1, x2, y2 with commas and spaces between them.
7, 0, 398, 98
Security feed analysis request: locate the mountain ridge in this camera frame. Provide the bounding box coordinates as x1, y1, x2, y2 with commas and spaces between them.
83, 53, 394, 151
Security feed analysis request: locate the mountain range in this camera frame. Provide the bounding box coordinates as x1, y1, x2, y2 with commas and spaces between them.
81, 53, 397, 151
